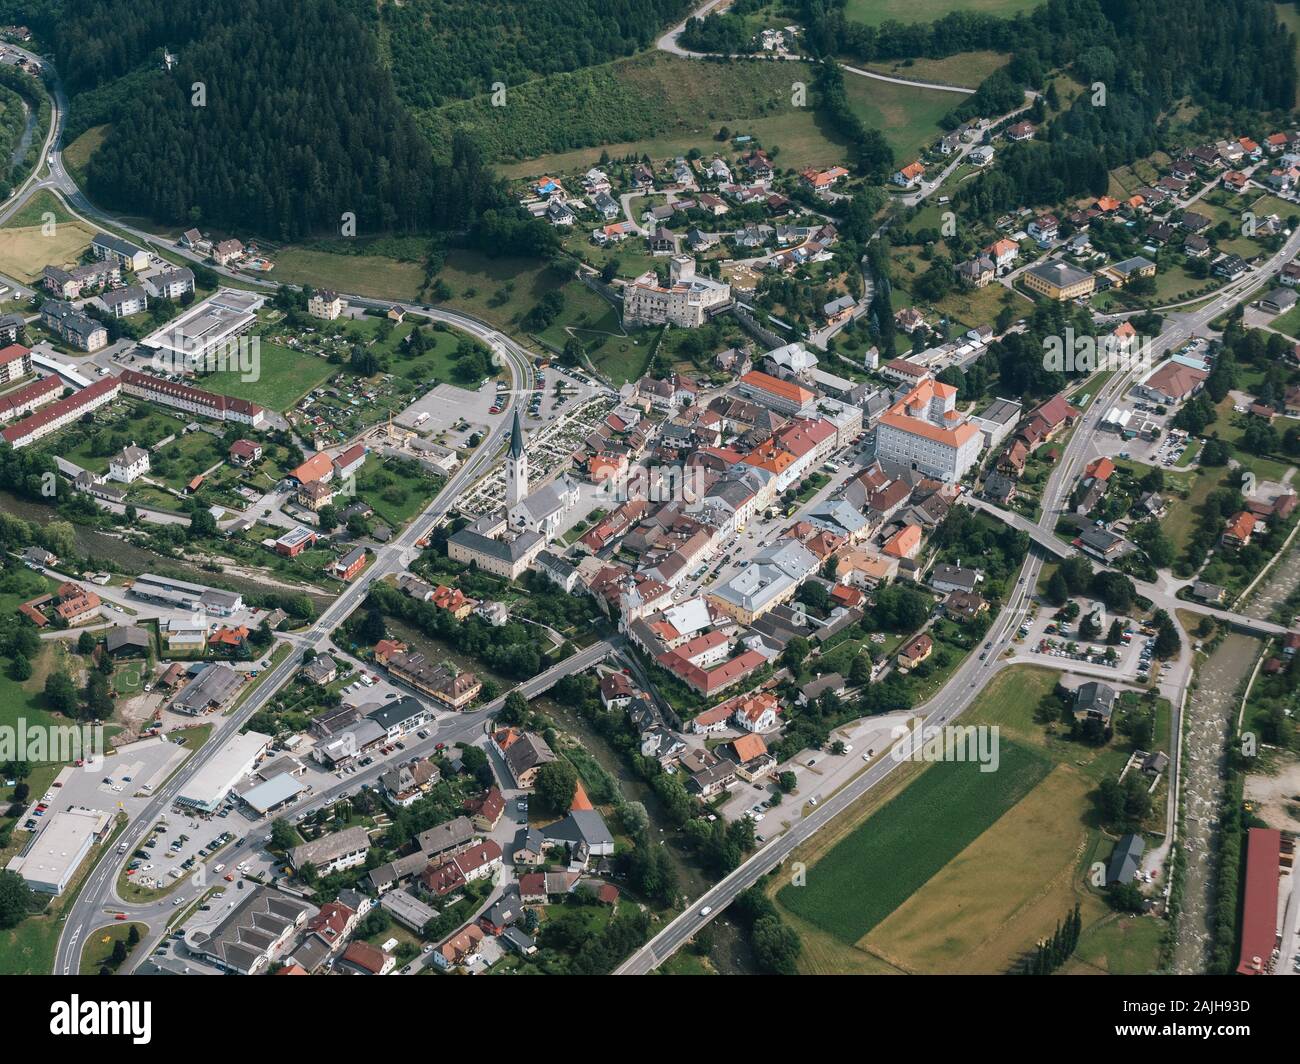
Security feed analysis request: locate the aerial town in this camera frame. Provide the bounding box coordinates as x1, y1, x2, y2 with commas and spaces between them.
0, 0, 1296, 1011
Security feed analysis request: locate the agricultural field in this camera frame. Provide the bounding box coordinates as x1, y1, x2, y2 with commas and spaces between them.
273, 246, 573, 336
775, 666, 1168, 975
843, 75, 959, 163
271, 246, 428, 303
844, 0, 1045, 26
0, 205, 98, 283
777, 738, 1053, 945
858, 51, 1010, 90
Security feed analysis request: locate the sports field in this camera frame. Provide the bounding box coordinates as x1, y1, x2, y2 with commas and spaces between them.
0, 216, 98, 283
845, 0, 1044, 26
201, 341, 336, 411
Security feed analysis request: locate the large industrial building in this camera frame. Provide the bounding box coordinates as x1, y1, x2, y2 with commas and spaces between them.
5, 808, 112, 895
175, 730, 273, 813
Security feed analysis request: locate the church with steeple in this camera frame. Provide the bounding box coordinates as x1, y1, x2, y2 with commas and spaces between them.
506, 407, 528, 507
504, 406, 579, 541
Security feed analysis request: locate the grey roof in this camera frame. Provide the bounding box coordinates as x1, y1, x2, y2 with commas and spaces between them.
1026, 258, 1092, 288
105, 625, 150, 653
365, 695, 426, 732
929, 564, 980, 592
1075, 680, 1118, 721
367, 850, 430, 893
514, 475, 576, 523
509, 408, 525, 460
1106, 833, 1145, 885
288, 825, 370, 870
187, 885, 313, 973
379, 888, 438, 930
417, 814, 477, 857
93, 231, 146, 258
174, 663, 244, 713
238, 772, 306, 814
501, 926, 537, 954
101, 284, 148, 309
504, 732, 556, 782
974, 397, 1022, 426
448, 524, 543, 564
541, 809, 614, 851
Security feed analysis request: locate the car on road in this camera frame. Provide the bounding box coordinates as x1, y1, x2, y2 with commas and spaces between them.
114, 913, 126, 920
700, 906, 712, 917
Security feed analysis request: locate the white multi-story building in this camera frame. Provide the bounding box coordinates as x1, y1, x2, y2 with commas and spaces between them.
144, 267, 196, 301
875, 378, 983, 482
119, 369, 265, 427
308, 289, 345, 320
109, 444, 150, 483
0, 376, 120, 448
623, 256, 731, 328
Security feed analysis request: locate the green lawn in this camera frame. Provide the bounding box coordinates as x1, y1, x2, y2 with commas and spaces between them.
843, 75, 961, 162
201, 341, 336, 412
79, 922, 147, 974
844, 0, 1044, 26
350, 455, 445, 530
777, 738, 1052, 944
536, 281, 627, 351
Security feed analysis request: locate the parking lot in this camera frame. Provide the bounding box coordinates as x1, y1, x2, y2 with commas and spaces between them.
1011, 597, 1169, 686
717, 711, 919, 836
17, 734, 189, 836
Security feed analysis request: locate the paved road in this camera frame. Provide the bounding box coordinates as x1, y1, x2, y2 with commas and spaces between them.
98, 639, 614, 973
657, 0, 973, 94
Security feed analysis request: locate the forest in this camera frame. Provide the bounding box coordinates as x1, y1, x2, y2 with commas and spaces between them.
372, 0, 692, 110
43, 0, 510, 240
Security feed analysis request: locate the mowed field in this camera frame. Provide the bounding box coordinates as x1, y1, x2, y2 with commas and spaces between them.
777, 739, 1053, 945
0, 217, 98, 283
845, 0, 1044, 26
202, 341, 336, 411
858, 50, 1010, 90
862, 762, 1096, 972
774, 666, 1165, 975
842, 75, 961, 162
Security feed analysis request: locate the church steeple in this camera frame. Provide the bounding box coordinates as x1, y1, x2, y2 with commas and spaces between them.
506, 406, 528, 507
509, 407, 525, 460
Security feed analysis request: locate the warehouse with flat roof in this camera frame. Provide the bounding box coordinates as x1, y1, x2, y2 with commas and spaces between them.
5, 807, 111, 894
176, 730, 272, 812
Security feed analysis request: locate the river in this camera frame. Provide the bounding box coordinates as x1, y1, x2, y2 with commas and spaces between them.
543, 696, 759, 974
0, 490, 333, 611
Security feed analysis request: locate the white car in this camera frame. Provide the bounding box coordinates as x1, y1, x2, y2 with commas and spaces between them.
700, 906, 712, 917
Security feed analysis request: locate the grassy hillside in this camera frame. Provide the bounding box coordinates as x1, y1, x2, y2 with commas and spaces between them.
425, 51, 955, 175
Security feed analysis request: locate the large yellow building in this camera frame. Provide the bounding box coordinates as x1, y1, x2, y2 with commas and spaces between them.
1023, 258, 1095, 301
